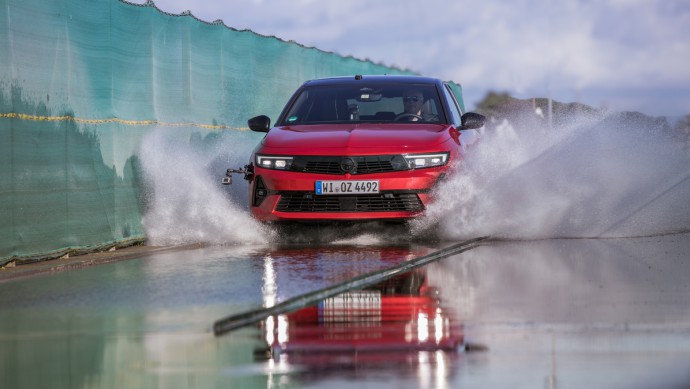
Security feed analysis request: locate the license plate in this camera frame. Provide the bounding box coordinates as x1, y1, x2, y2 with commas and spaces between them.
315, 180, 379, 195
319, 291, 382, 323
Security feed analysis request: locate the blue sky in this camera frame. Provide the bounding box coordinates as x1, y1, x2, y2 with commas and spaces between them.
130, 0, 690, 117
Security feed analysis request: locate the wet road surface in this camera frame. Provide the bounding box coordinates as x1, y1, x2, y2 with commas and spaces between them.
1, 233, 690, 388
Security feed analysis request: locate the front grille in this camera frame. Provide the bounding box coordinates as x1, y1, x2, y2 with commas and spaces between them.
275, 192, 424, 213
294, 155, 406, 175
304, 161, 340, 174
357, 159, 398, 174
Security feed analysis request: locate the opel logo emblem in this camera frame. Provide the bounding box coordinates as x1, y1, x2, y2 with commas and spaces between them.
340, 158, 356, 173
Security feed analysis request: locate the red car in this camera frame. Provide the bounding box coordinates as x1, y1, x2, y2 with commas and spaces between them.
224, 75, 485, 223
260, 269, 463, 361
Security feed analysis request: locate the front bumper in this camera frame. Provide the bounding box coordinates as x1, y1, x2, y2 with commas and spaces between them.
249, 167, 446, 222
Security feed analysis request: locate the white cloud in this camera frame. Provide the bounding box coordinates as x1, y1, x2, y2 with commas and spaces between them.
133, 0, 690, 116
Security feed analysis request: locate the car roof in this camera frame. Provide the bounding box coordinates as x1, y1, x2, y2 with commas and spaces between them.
302, 75, 444, 87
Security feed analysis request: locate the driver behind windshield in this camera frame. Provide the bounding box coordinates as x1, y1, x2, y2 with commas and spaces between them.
396, 88, 438, 122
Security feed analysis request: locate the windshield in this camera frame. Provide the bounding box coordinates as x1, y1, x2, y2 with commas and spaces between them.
279, 83, 446, 125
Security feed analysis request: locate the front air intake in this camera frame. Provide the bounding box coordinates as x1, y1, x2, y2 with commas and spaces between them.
252, 176, 268, 206
275, 192, 423, 212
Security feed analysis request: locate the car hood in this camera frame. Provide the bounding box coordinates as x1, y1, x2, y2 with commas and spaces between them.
260, 124, 453, 153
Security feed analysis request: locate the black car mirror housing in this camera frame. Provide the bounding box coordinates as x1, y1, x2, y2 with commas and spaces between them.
460, 112, 486, 130
248, 115, 271, 132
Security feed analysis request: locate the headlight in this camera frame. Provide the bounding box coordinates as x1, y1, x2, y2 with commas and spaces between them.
256, 155, 293, 170
403, 153, 448, 169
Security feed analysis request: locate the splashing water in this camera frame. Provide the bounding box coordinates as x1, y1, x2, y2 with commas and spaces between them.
139, 113, 690, 246
138, 127, 269, 246
414, 111, 690, 240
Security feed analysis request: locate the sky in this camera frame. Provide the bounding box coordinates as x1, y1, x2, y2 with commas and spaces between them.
129, 0, 690, 118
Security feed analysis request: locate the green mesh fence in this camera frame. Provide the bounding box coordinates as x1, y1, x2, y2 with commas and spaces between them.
0, 0, 464, 265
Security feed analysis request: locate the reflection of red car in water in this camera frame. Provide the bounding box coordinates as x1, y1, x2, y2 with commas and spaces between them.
261, 269, 463, 360
224, 75, 485, 223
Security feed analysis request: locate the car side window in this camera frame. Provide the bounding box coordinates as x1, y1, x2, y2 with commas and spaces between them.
442, 83, 462, 127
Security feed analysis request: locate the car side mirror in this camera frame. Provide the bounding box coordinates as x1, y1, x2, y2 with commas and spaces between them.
460, 112, 486, 130
248, 115, 271, 133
